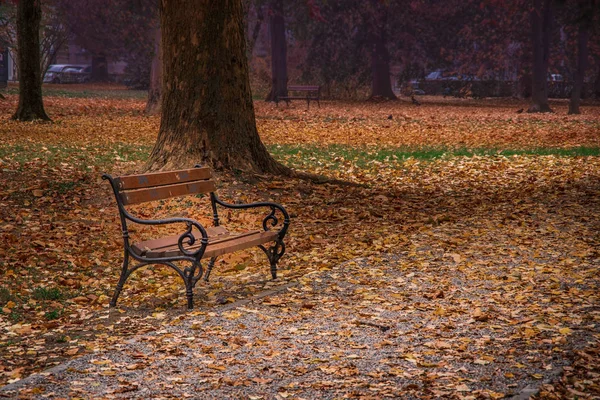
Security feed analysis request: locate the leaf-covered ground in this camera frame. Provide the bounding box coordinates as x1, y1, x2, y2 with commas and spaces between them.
0, 86, 599, 398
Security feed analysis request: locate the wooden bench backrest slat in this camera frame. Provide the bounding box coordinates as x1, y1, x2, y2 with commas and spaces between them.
119, 180, 216, 205
115, 168, 212, 191
288, 85, 320, 91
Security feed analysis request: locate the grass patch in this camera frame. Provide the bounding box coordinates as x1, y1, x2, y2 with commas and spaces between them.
4, 85, 147, 99
44, 310, 61, 320
32, 287, 63, 301
268, 144, 600, 168
0, 287, 12, 306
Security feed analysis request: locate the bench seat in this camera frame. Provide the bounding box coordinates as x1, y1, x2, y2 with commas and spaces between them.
131, 226, 280, 259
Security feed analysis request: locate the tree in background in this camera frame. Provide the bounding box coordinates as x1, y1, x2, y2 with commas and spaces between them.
298, 0, 432, 99
454, 0, 528, 80
299, 1, 373, 98
145, 24, 161, 114
563, 0, 598, 114
13, 0, 50, 121
366, 0, 396, 99
528, 0, 554, 112
265, 0, 288, 102
56, 0, 156, 82
147, 0, 288, 173
0, 0, 69, 85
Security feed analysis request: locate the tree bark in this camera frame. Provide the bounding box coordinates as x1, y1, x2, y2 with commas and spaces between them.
527, 0, 553, 113
147, 0, 288, 174
13, 0, 50, 121
145, 26, 162, 115
248, 5, 265, 56
91, 55, 109, 82
368, 3, 396, 100
265, 0, 288, 102
568, 25, 588, 115
595, 60, 600, 99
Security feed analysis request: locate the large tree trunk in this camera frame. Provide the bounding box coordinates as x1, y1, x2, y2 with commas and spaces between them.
13, 0, 50, 121
568, 25, 588, 115
368, 3, 396, 100
595, 61, 600, 99
147, 0, 288, 174
145, 26, 162, 115
527, 0, 553, 113
265, 0, 287, 102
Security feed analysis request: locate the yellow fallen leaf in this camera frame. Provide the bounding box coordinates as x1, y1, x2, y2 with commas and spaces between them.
65, 348, 79, 356
455, 383, 470, 392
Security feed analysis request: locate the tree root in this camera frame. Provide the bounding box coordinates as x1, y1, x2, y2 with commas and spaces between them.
288, 170, 366, 187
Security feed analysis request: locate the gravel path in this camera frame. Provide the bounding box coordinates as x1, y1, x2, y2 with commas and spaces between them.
2, 239, 598, 399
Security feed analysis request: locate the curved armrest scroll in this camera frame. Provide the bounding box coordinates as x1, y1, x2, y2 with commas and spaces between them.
213, 195, 290, 238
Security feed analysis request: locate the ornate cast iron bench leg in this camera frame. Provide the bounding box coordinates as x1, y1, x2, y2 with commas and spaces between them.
183, 261, 204, 310
259, 239, 286, 280
110, 250, 130, 307
204, 256, 218, 282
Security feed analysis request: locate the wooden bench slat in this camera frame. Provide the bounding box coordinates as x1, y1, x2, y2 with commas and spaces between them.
278, 97, 318, 101
119, 180, 216, 205
203, 230, 278, 258
132, 228, 279, 259
115, 168, 212, 190
133, 226, 228, 254
288, 86, 320, 91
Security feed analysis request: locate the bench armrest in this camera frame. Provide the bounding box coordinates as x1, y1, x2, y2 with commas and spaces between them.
127, 214, 210, 259
212, 194, 290, 238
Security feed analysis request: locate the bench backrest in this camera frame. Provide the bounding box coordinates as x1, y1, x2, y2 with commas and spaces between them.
114, 167, 216, 205
288, 85, 320, 91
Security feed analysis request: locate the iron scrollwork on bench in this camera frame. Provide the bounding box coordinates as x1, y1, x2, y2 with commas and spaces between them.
204, 194, 290, 281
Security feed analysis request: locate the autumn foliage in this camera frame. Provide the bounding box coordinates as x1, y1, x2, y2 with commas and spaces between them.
0, 87, 599, 397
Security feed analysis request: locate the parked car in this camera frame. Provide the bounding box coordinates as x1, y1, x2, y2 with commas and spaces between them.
62, 66, 91, 83
424, 70, 460, 81
548, 73, 563, 82
44, 64, 91, 84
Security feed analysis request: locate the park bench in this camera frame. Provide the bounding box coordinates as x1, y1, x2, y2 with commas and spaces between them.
102, 166, 290, 309
277, 85, 321, 109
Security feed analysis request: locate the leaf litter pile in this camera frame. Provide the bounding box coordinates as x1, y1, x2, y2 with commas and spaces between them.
0, 90, 599, 398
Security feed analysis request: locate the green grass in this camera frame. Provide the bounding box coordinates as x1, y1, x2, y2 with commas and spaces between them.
267, 144, 600, 168
3, 85, 147, 99
44, 310, 61, 320
1, 141, 598, 174
32, 287, 63, 301
0, 287, 12, 306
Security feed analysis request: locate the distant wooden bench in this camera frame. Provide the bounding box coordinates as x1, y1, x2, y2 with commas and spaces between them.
277, 85, 321, 109
102, 166, 290, 309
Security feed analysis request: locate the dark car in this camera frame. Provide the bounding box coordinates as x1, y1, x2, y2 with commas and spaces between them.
62, 66, 91, 83
44, 64, 91, 84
